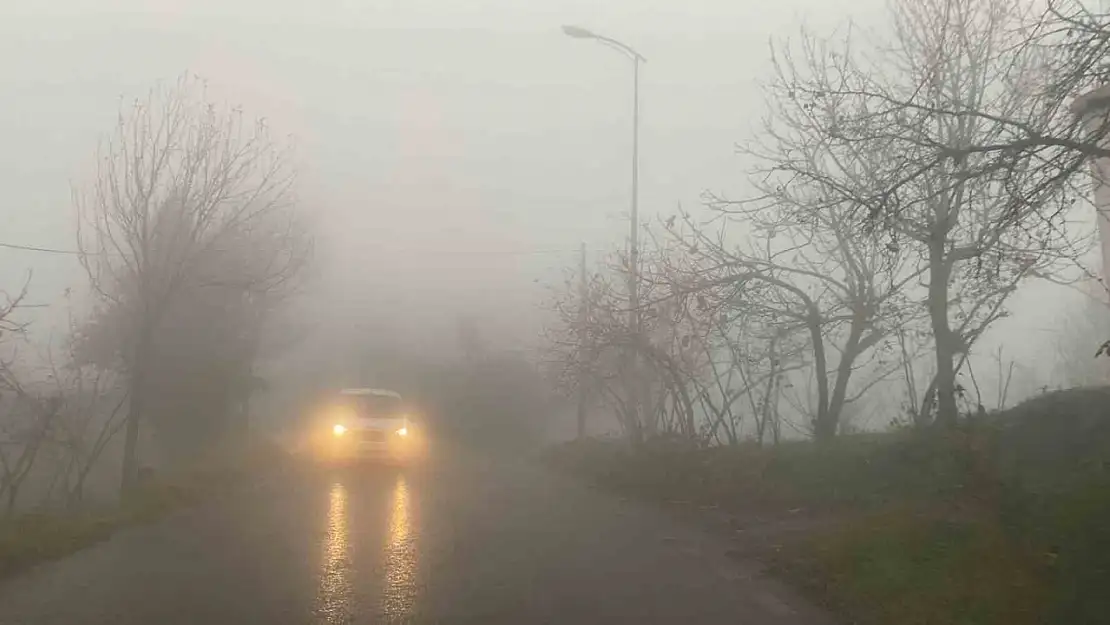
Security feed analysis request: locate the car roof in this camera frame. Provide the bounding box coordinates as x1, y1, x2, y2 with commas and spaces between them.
338, 388, 402, 399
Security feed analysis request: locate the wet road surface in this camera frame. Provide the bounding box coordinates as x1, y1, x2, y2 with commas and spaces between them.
0, 447, 834, 624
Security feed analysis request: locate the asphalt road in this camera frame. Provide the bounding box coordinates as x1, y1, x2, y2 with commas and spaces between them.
0, 446, 834, 624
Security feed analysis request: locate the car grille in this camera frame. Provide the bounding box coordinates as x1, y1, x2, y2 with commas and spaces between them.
359, 429, 387, 443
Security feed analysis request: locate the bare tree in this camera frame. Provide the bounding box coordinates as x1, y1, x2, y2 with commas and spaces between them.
662, 190, 928, 440
759, 0, 1093, 426
0, 372, 63, 516
41, 304, 130, 510
545, 237, 713, 445
76, 74, 307, 492
0, 277, 46, 516
545, 253, 650, 443
546, 206, 912, 446
766, 1, 1110, 217
0, 362, 74, 516
0, 275, 29, 343
686, 316, 764, 446
52, 372, 127, 509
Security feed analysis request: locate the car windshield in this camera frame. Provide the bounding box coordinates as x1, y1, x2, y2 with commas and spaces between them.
349, 394, 404, 417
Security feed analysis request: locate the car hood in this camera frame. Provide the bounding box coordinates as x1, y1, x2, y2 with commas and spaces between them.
354, 417, 405, 430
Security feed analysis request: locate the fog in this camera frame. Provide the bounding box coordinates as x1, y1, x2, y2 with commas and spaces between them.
5, 2, 1110, 623
2, 0, 1099, 438
2, 0, 893, 353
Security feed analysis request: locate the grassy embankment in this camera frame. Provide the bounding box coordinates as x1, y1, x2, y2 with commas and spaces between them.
0, 442, 285, 579
547, 387, 1110, 625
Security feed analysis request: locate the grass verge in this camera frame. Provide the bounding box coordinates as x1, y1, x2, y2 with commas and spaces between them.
546, 388, 1110, 625
769, 507, 1049, 625
0, 481, 201, 579
0, 442, 284, 580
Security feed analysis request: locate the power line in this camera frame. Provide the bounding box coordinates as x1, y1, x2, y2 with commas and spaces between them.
407, 248, 581, 256
0, 241, 85, 255
0, 239, 590, 258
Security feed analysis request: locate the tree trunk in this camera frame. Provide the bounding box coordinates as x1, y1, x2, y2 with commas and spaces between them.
818, 316, 866, 441
807, 317, 834, 442
822, 378, 851, 440
68, 472, 87, 511
576, 390, 588, 440
628, 409, 644, 448
770, 370, 783, 446
666, 367, 696, 440
928, 247, 959, 427
757, 337, 780, 447
120, 325, 152, 495
119, 383, 143, 495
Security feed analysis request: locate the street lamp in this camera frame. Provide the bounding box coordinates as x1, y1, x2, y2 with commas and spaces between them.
561, 24, 645, 335
561, 25, 594, 39
563, 24, 646, 439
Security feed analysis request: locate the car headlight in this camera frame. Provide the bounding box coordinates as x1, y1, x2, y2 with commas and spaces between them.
396, 427, 408, 437
332, 424, 347, 436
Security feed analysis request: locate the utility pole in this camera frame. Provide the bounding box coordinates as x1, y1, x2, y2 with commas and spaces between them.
629, 53, 641, 338
1073, 83, 1110, 298
629, 55, 643, 437
576, 242, 589, 439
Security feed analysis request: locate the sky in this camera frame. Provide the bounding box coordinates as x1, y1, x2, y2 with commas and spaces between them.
1, 0, 889, 342
0, 0, 1093, 400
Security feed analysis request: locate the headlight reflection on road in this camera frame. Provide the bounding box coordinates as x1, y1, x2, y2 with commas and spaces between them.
381, 474, 418, 619
313, 481, 352, 624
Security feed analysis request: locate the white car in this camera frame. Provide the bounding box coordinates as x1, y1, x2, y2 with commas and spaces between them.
311, 388, 424, 464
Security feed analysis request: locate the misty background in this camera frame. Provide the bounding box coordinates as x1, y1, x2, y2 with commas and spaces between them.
6, 3, 1110, 624
1, 0, 1088, 437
